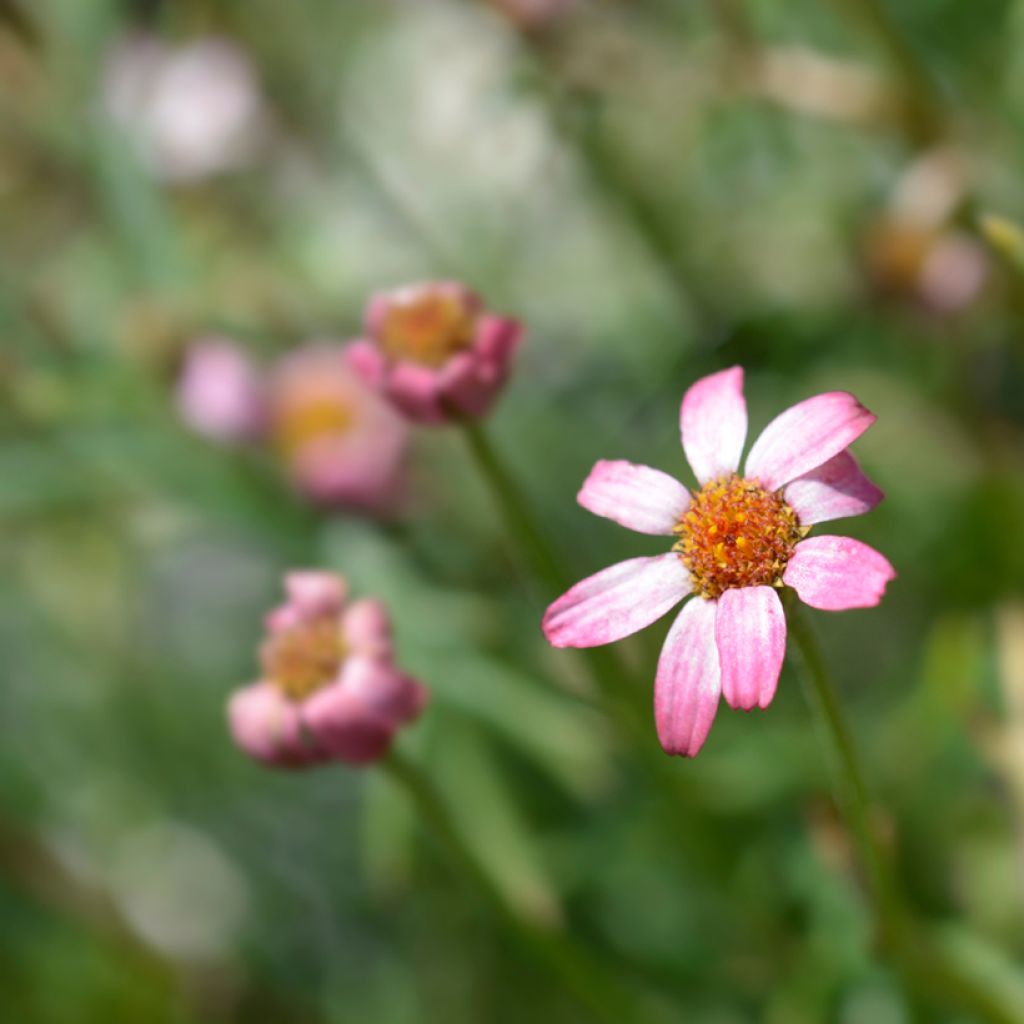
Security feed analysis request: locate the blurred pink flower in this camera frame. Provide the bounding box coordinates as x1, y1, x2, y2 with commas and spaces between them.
864, 218, 988, 315
228, 571, 427, 768
487, 0, 577, 31
542, 368, 894, 758
268, 344, 410, 514
176, 337, 265, 443
346, 282, 523, 424
103, 34, 267, 183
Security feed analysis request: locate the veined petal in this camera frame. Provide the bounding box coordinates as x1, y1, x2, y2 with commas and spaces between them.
784, 451, 884, 526
655, 597, 721, 757
542, 554, 691, 649
783, 536, 896, 610
716, 586, 786, 711
578, 460, 690, 536
745, 392, 876, 491
680, 367, 747, 484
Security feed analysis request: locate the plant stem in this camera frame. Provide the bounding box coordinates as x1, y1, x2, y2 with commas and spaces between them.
830, 0, 945, 144
785, 598, 900, 939
460, 419, 566, 596
457, 420, 729, 870
459, 421, 649, 713
786, 597, 1023, 1023
382, 749, 656, 1024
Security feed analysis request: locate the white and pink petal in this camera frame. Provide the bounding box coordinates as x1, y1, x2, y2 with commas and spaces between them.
783, 536, 895, 611
745, 391, 876, 491
680, 367, 748, 485
715, 586, 786, 711
542, 553, 691, 649
654, 597, 721, 757
577, 460, 690, 536
784, 450, 884, 526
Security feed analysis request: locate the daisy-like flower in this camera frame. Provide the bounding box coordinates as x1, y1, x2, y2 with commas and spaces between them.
268, 344, 410, 514
228, 572, 427, 768
346, 281, 523, 424
542, 368, 895, 757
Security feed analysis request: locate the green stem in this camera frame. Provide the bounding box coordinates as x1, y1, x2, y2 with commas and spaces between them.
786, 598, 900, 938
460, 420, 566, 595
458, 421, 649, 716
787, 598, 1022, 1023
382, 749, 656, 1024
458, 421, 741, 884
830, 0, 945, 144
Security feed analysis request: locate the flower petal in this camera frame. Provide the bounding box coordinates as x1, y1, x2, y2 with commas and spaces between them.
342, 599, 393, 658
654, 597, 721, 757
716, 586, 786, 711
680, 367, 747, 484
341, 655, 427, 728
302, 685, 395, 765
577, 460, 690, 536
784, 450, 884, 525
343, 339, 388, 387
227, 682, 318, 768
387, 361, 445, 422
284, 571, 346, 615
783, 536, 896, 610
745, 392, 876, 490
474, 315, 523, 364
542, 554, 691, 649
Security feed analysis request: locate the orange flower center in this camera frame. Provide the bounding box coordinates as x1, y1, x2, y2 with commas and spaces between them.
261, 615, 346, 702
674, 475, 804, 600
272, 397, 355, 459
378, 291, 476, 368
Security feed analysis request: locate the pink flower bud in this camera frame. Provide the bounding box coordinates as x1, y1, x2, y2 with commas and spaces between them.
228, 572, 427, 769
176, 338, 265, 443
267, 344, 410, 515
347, 282, 523, 425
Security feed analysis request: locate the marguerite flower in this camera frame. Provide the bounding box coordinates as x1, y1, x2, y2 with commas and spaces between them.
542, 368, 895, 757
228, 572, 427, 768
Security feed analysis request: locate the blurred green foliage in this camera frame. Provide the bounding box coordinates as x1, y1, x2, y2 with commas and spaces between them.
2, 0, 1024, 1021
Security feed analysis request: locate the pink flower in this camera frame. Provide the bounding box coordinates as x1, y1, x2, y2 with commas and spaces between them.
542, 368, 895, 758
268, 344, 410, 514
346, 282, 523, 425
103, 34, 267, 184
176, 337, 265, 443
227, 572, 428, 768
487, 0, 577, 31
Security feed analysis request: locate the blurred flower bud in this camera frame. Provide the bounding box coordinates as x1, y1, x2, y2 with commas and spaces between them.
176, 337, 266, 443
863, 219, 988, 315
863, 149, 988, 315
268, 343, 410, 514
486, 0, 576, 33
103, 34, 267, 183
347, 281, 522, 425
227, 571, 427, 768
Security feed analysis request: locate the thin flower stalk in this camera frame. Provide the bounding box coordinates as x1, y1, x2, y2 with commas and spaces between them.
382, 749, 660, 1024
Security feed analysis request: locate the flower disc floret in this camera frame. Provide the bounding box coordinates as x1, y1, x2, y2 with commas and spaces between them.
377, 288, 477, 368
674, 475, 803, 600
261, 615, 346, 701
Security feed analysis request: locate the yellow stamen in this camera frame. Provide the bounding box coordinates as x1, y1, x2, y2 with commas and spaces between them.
674, 474, 802, 600
378, 290, 477, 368
261, 615, 347, 702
